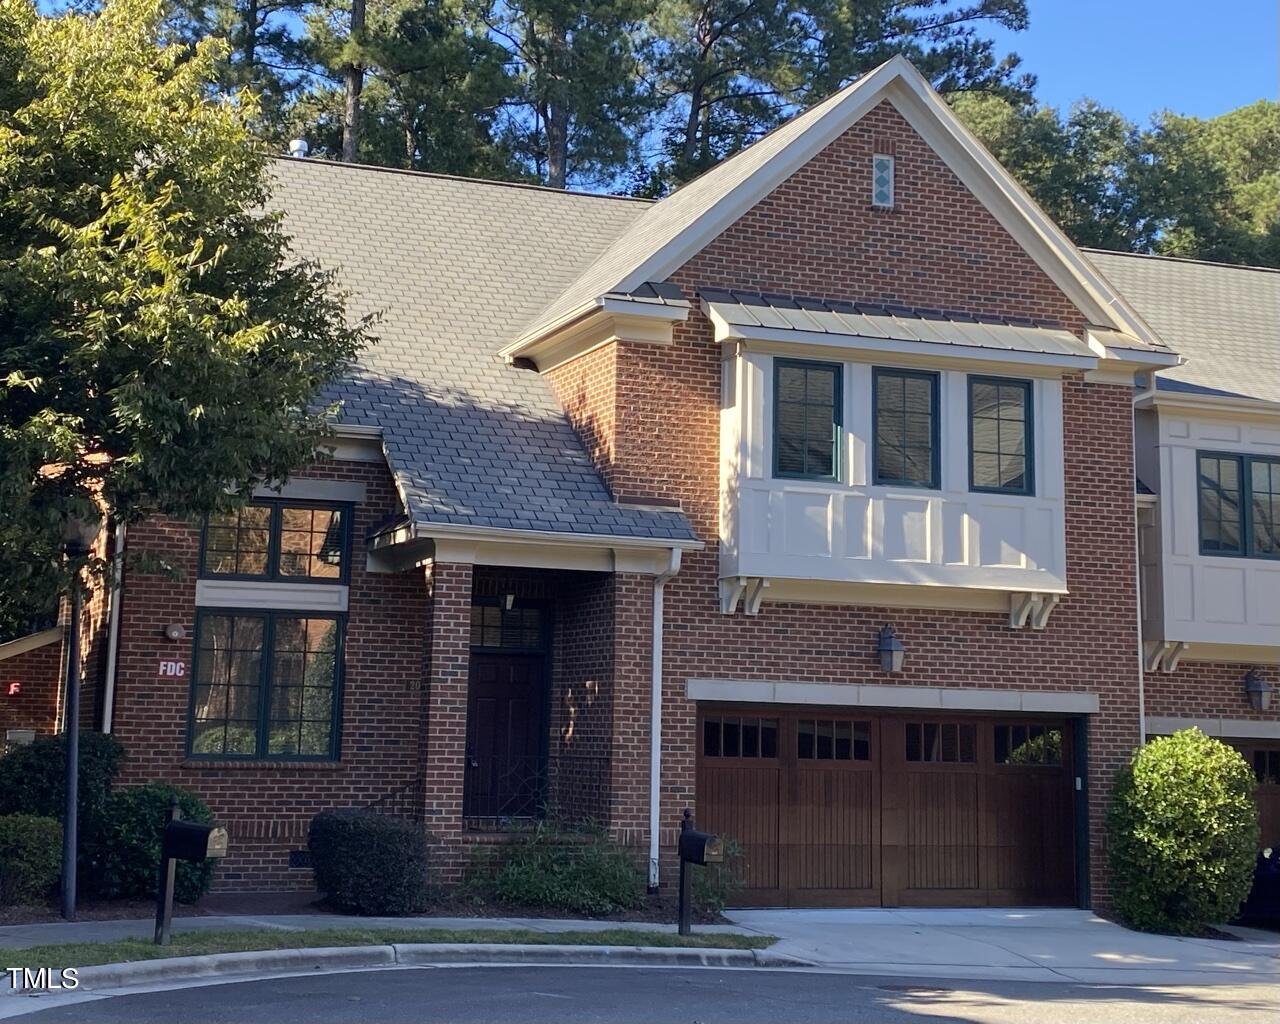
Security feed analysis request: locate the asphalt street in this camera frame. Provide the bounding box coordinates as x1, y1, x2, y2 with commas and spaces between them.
7, 966, 1276, 1024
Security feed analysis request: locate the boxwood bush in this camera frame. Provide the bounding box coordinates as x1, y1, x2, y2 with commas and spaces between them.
467, 823, 643, 915
87, 784, 216, 904
0, 815, 62, 905
309, 809, 429, 915
1108, 729, 1259, 934
0, 733, 123, 837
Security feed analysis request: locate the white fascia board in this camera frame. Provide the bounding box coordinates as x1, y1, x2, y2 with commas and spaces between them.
502, 297, 689, 361
408, 521, 703, 552
1146, 389, 1280, 420
0, 627, 63, 663
1147, 716, 1280, 740
713, 316, 1097, 373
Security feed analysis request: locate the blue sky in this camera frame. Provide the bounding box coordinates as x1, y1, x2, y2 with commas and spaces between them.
990, 1, 1278, 120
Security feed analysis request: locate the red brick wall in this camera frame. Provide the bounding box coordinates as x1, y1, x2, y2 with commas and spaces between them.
1147, 660, 1274, 725
548, 98, 1142, 905
545, 345, 619, 497
0, 638, 64, 742
111, 460, 430, 891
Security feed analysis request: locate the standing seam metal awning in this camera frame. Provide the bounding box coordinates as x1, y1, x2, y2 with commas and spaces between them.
700, 290, 1101, 366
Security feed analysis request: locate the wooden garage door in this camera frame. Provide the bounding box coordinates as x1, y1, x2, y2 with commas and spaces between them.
698, 709, 1076, 908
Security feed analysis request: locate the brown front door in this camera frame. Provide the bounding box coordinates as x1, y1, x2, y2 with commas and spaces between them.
698, 708, 1077, 908
1233, 744, 1280, 849
464, 653, 546, 818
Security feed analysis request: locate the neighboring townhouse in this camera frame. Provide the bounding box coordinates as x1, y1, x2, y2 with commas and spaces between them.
26, 54, 1280, 911
1090, 251, 1280, 847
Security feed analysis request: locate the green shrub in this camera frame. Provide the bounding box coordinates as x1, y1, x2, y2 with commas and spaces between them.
1108, 729, 1259, 934
0, 815, 62, 905
468, 823, 643, 916
309, 810, 429, 915
87, 784, 216, 904
0, 733, 123, 838
693, 836, 745, 916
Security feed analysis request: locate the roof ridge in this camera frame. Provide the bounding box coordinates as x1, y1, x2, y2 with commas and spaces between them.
1084, 247, 1280, 276
268, 156, 655, 205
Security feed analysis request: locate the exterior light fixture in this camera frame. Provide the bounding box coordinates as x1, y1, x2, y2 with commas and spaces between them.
878, 625, 905, 674
163, 624, 187, 642
1245, 669, 1273, 712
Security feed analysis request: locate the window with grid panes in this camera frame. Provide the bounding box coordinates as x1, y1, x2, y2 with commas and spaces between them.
969, 377, 1033, 495
188, 613, 341, 760
202, 502, 349, 581
773, 360, 841, 479
873, 368, 939, 488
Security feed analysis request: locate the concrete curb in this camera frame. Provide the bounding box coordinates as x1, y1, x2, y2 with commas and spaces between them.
3, 943, 800, 996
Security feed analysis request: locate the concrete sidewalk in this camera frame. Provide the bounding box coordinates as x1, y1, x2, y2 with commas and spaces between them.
724, 908, 1280, 985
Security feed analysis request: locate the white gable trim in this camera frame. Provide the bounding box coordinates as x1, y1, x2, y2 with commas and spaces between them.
596, 57, 1165, 353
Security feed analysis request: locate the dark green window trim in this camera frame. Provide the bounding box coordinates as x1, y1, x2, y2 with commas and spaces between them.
1198, 451, 1280, 559
185, 609, 345, 762
968, 376, 1035, 496
872, 367, 940, 489
199, 499, 353, 585
772, 358, 842, 481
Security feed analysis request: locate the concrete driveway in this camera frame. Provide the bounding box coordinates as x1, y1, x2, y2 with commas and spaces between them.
724, 908, 1280, 986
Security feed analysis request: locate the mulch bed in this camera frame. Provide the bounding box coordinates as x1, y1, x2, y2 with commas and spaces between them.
0, 900, 205, 926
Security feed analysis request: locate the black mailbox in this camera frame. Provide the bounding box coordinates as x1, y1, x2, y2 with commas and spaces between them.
162, 820, 229, 862
678, 828, 724, 866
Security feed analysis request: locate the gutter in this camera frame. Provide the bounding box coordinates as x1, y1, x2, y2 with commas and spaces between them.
647, 547, 683, 891
1132, 373, 1157, 745
101, 523, 126, 733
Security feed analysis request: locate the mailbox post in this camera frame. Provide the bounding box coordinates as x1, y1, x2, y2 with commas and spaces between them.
676, 809, 723, 936
153, 796, 229, 945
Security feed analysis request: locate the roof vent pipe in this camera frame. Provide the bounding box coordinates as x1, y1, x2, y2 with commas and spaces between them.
288, 139, 309, 159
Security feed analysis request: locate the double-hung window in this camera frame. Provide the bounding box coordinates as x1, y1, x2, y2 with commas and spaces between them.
1198, 452, 1280, 558
189, 612, 343, 760
873, 368, 939, 488
773, 359, 841, 480
201, 501, 351, 582
969, 376, 1034, 495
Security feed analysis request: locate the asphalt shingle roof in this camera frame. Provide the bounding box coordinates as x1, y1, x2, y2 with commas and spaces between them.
269, 158, 696, 543
1087, 250, 1280, 404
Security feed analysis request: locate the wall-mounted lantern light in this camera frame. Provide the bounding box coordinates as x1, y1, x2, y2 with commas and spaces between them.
878, 625, 905, 674
1245, 669, 1273, 712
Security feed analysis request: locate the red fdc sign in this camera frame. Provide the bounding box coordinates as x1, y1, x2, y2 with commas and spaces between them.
157, 658, 188, 679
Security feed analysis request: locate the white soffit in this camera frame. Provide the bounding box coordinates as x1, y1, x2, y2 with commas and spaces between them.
704, 297, 1098, 370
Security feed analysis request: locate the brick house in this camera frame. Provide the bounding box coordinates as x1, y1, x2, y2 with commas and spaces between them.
8, 56, 1277, 907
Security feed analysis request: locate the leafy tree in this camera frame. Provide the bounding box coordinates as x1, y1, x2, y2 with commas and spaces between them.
953, 93, 1280, 268
163, 0, 315, 142
490, 0, 651, 188
642, 0, 1032, 189
293, 0, 517, 176
0, 0, 369, 630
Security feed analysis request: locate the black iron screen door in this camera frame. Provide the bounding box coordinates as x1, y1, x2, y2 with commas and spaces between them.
464, 653, 547, 818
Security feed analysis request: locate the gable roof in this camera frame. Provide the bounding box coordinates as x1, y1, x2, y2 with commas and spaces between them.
1087, 250, 1280, 405
269, 158, 697, 545
510, 55, 1170, 358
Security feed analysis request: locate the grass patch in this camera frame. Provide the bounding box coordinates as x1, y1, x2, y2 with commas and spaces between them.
2, 926, 776, 970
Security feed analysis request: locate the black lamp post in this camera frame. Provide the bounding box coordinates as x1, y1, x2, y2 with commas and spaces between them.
60, 519, 97, 921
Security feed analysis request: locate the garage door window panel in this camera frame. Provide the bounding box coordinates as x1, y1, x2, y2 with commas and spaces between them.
703, 715, 778, 760
905, 721, 976, 764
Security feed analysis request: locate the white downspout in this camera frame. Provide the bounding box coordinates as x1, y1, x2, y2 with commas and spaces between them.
648, 547, 683, 891
101, 523, 126, 733
1133, 373, 1157, 745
